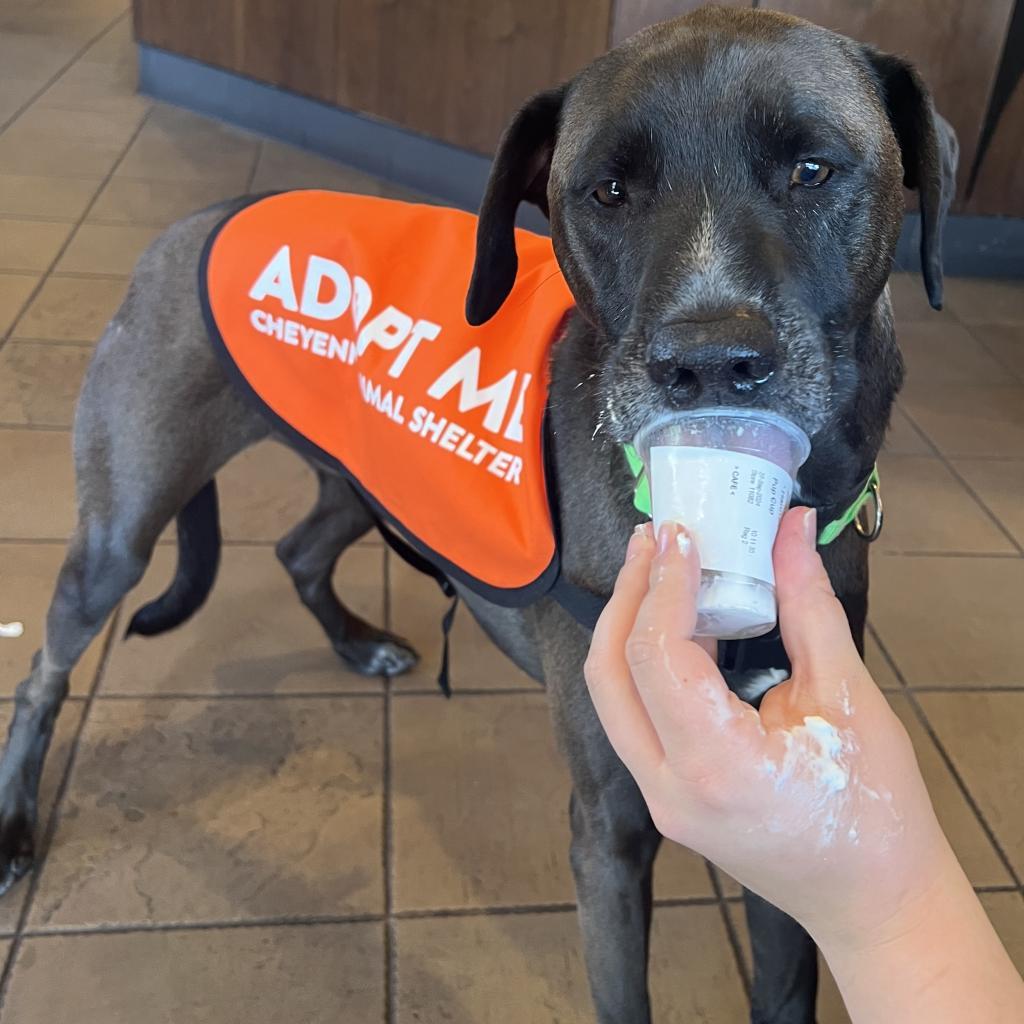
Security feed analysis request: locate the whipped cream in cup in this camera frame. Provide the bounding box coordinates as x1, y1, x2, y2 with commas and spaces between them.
633, 408, 811, 640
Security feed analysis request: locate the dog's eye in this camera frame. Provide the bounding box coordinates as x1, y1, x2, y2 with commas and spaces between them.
790, 159, 833, 188
593, 180, 628, 207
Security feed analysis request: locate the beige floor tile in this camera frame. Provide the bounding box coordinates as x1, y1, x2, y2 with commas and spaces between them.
887, 694, 1012, 886
980, 891, 1024, 973
953, 459, 1024, 547
115, 106, 260, 184
54, 222, 162, 276
0, 125, 127, 178
3, 923, 384, 1024
0, 32, 79, 82
30, 695, 384, 928
216, 440, 320, 543
970, 323, 1024, 384
0, 219, 73, 272
918, 692, 1024, 877
0, 78, 41, 124
13, 274, 126, 342
396, 904, 747, 1023
0, 340, 90, 426
0, 273, 39, 335
0, 701, 84, 932
863, 629, 899, 690
89, 176, 239, 226
898, 319, 1011, 386
8, 105, 142, 148
0, 544, 111, 698
883, 406, 930, 455
0, 174, 100, 220
870, 554, 1024, 687
390, 693, 711, 912
389, 559, 541, 692
103, 544, 385, 695
946, 278, 1024, 325
36, 59, 147, 119
727, 903, 848, 1024
902, 383, 1024, 458
390, 692, 574, 911
0, 429, 77, 538
887, 272, 943, 324
654, 843, 715, 900
875, 455, 1014, 554
249, 142, 391, 195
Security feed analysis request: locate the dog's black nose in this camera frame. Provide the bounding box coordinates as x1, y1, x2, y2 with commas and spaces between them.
646, 314, 779, 405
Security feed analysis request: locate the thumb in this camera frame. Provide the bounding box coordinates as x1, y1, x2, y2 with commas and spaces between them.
774, 507, 861, 697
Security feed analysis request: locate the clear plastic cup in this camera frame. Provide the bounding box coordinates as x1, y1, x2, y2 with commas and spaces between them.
633, 408, 811, 640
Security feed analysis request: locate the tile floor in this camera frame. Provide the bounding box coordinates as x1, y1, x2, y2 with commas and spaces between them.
0, 2, 1023, 1021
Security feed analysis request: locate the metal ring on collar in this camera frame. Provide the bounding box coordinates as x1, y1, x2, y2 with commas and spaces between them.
854, 477, 883, 542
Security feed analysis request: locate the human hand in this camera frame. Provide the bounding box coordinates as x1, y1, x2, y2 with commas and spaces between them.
584, 508, 956, 954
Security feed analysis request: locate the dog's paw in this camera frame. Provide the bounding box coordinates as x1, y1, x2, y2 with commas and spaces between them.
335, 633, 419, 678
0, 809, 35, 898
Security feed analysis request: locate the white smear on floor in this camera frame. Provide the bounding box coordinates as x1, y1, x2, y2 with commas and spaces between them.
0, 621, 24, 639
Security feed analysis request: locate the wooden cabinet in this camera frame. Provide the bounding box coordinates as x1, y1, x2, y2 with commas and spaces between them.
134, 0, 1024, 215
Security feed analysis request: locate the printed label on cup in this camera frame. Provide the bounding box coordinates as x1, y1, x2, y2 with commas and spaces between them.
649, 446, 793, 585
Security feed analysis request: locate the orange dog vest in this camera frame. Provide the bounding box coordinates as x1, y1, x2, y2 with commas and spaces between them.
202, 190, 587, 616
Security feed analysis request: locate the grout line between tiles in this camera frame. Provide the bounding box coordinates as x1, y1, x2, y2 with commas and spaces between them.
39, 270, 131, 282
10, 893, 750, 943
0, 11, 131, 137
0, 601, 123, 1012
707, 862, 751, 999
896, 407, 1024, 557
245, 139, 264, 194
869, 627, 1023, 889
91, 690, 386, 701
23, 913, 385, 940
0, 337, 94, 348
0, 105, 153, 359
0, 422, 70, 432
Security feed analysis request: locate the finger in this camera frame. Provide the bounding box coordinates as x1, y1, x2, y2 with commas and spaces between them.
774, 507, 862, 698
585, 524, 665, 775
627, 523, 752, 766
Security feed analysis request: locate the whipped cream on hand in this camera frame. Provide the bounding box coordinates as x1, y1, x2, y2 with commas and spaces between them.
585, 510, 953, 952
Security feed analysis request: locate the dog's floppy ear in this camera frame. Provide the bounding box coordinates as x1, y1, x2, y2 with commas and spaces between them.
466, 85, 566, 326
863, 47, 959, 310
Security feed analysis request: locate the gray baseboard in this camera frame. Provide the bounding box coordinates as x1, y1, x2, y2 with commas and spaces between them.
139, 44, 1023, 276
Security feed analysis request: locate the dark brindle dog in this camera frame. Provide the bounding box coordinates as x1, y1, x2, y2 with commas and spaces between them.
1, 7, 955, 1022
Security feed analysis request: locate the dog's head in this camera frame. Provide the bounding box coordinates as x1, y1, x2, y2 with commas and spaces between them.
465, 7, 957, 443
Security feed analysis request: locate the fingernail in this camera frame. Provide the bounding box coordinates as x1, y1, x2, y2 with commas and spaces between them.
626, 522, 654, 560
657, 521, 677, 555
803, 508, 818, 549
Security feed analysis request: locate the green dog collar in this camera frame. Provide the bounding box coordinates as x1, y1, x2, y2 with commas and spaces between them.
622, 444, 881, 547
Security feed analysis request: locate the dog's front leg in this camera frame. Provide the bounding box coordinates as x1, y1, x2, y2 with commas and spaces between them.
540, 606, 660, 1024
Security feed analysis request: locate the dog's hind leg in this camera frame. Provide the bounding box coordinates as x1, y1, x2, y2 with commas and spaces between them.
276, 468, 418, 677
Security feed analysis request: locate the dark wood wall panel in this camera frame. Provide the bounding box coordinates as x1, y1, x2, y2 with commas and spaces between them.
965, 79, 1024, 216
611, 0, 748, 46
333, 0, 611, 154
765, 0, 1017, 212
135, 0, 240, 71
134, 0, 1024, 216
238, 0, 338, 100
